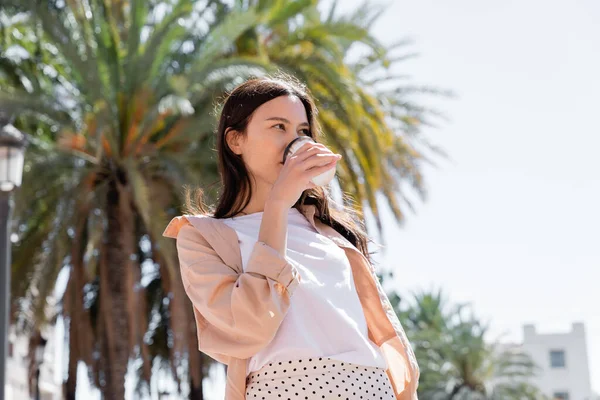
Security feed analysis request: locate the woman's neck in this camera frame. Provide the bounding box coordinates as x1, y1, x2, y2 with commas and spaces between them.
237, 179, 276, 215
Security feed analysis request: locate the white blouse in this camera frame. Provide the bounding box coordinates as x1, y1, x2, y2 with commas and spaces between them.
220, 207, 388, 375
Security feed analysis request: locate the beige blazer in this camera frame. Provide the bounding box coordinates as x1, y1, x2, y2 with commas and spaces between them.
162, 203, 419, 399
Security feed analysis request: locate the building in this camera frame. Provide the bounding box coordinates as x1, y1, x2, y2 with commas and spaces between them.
4, 324, 62, 400
522, 322, 594, 400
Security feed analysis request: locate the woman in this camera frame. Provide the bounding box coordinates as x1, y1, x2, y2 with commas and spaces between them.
163, 75, 419, 399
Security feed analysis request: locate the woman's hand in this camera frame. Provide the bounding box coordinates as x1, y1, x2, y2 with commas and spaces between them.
267, 141, 342, 209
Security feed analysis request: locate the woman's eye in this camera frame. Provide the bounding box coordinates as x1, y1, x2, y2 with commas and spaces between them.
273, 123, 285, 131
300, 129, 310, 136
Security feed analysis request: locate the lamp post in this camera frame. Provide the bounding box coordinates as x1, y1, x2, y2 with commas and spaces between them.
34, 335, 47, 400
0, 115, 26, 400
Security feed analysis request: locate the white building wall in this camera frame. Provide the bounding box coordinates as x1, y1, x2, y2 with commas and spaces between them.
522, 322, 593, 400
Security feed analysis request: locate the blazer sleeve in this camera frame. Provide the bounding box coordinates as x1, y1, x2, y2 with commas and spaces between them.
176, 224, 301, 359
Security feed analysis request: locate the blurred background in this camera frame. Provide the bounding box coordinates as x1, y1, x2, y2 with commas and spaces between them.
0, 0, 598, 399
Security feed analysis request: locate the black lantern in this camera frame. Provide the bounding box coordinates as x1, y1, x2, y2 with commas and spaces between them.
0, 120, 26, 191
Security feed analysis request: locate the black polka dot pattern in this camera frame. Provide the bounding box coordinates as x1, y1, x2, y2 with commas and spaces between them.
244, 356, 394, 399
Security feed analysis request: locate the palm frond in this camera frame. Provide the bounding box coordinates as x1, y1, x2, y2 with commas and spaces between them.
263, 0, 315, 25
0, 91, 73, 125
132, 1, 195, 89
190, 5, 262, 75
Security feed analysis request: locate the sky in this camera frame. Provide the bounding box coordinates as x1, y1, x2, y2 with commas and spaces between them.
341, 0, 600, 394
68, 0, 600, 398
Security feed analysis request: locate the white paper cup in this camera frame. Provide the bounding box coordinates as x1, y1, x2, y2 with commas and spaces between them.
282, 136, 337, 187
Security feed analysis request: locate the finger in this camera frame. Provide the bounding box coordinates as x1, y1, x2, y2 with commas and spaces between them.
284, 141, 314, 164
287, 146, 320, 164
294, 147, 335, 165
301, 153, 340, 169
293, 146, 322, 163
293, 141, 327, 158
291, 140, 316, 157
305, 158, 339, 177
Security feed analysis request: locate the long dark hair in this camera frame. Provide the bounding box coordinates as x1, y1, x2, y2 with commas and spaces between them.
184, 74, 376, 264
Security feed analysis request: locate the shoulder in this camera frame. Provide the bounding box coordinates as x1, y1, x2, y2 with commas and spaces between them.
163, 214, 235, 256
164, 216, 224, 265
162, 214, 214, 234
162, 214, 213, 239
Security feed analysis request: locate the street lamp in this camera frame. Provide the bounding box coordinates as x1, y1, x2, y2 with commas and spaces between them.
34, 335, 47, 400
0, 115, 26, 400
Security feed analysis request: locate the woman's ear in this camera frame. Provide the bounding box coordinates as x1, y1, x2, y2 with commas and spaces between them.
225, 128, 243, 155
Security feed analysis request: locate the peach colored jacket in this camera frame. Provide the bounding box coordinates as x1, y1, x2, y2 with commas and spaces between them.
162, 203, 419, 400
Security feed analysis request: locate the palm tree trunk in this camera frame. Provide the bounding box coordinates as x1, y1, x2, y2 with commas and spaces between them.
99, 174, 135, 398
63, 257, 77, 400
64, 213, 92, 400
64, 328, 77, 400
188, 316, 204, 400
188, 359, 204, 400
157, 254, 189, 393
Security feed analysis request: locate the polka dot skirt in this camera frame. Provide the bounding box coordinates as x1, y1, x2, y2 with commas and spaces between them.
245, 356, 395, 399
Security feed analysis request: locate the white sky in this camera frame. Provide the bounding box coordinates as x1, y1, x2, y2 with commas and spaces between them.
344, 0, 600, 394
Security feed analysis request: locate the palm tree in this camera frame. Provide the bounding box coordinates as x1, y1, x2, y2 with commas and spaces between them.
1, 0, 447, 397
396, 289, 547, 400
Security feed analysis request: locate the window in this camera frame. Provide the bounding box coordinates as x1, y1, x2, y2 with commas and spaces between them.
553, 391, 569, 400
550, 350, 566, 368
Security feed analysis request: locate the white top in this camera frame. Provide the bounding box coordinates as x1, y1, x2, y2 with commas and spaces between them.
220, 207, 388, 375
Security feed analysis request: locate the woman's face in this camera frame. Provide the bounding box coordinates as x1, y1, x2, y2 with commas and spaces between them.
227, 95, 311, 186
